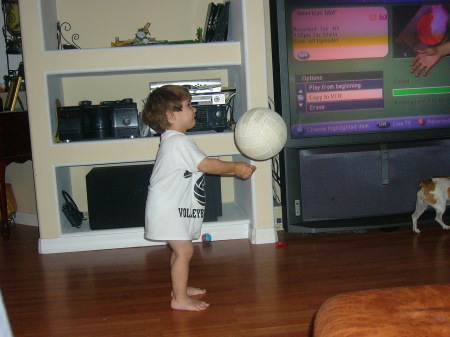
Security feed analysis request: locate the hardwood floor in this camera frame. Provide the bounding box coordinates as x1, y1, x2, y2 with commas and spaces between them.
1, 222, 449, 337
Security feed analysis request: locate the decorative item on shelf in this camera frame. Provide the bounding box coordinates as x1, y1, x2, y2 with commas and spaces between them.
111, 37, 134, 47
2, 0, 22, 54
195, 27, 204, 43
112, 22, 169, 47
3, 75, 21, 112
56, 21, 81, 50
133, 22, 154, 45
3, 0, 20, 35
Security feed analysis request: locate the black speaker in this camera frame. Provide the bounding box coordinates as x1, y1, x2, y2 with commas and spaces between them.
86, 164, 222, 230
86, 165, 153, 230
57, 106, 83, 141
81, 105, 113, 139
204, 173, 223, 222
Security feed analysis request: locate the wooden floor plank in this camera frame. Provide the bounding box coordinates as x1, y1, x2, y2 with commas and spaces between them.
1, 222, 449, 336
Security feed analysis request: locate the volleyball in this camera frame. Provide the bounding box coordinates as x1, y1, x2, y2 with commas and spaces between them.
234, 107, 287, 161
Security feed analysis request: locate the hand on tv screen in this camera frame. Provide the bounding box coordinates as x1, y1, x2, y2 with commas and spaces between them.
411, 41, 450, 76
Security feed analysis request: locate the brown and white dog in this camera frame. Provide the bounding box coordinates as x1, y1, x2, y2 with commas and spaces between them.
412, 177, 450, 233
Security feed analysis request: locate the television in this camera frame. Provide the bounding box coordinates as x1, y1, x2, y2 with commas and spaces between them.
271, 0, 450, 149
270, 0, 450, 233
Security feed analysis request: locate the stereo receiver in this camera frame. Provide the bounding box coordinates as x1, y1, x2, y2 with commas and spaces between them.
57, 98, 139, 141
189, 104, 228, 132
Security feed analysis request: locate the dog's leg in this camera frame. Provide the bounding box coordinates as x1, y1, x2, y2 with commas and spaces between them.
433, 204, 450, 231
412, 192, 429, 234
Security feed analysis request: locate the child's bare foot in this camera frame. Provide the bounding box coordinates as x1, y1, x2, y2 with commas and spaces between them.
171, 287, 206, 297
187, 286, 206, 296
171, 297, 209, 311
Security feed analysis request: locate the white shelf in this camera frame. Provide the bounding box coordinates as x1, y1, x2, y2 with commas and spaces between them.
21, 0, 277, 253
48, 131, 239, 166
40, 42, 242, 73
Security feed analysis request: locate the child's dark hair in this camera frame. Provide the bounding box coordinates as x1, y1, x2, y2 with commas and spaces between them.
143, 85, 191, 133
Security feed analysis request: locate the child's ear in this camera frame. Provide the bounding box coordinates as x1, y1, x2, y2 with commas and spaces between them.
166, 111, 176, 123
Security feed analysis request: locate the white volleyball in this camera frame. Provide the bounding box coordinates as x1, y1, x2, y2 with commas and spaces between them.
234, 107, 287, 161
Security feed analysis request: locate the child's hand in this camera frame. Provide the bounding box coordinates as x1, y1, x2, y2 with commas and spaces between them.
234, 162, 256, 179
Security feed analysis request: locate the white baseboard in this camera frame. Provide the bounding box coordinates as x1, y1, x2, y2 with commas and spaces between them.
21, 210, 278, 253
14, 213, 39, 227
249, 226, 278, 244
38, 220, 251, 254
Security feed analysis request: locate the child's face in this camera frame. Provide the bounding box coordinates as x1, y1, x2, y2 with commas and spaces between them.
167, 98, 197, 133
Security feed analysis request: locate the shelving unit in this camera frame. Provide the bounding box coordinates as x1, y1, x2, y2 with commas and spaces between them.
20, 0, 276, 254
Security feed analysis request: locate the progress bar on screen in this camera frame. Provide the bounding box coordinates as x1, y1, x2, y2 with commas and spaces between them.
393, 86, 450, 96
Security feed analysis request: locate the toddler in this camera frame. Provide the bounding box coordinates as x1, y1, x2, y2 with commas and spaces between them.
143, 85, 256, 311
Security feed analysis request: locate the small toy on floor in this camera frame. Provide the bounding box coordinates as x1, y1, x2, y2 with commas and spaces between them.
412, 177, 450, 233
202, 233, 212, 242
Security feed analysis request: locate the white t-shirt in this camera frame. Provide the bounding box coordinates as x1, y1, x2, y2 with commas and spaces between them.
145, 130, 207, 241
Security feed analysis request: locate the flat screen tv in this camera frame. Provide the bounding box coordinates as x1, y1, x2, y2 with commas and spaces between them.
270, 0, 450, 148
